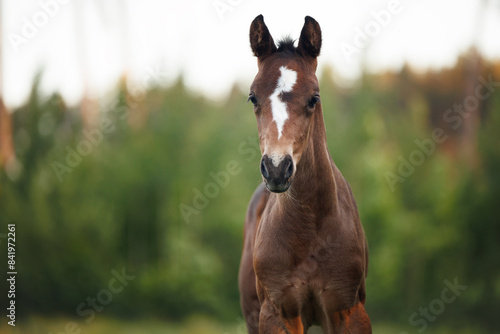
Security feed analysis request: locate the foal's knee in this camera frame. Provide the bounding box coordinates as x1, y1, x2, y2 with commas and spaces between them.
336, 302, 372, 334
259, 300, 305, 334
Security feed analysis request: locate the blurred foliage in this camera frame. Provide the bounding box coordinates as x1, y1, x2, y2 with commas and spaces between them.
0, 53, 499, 332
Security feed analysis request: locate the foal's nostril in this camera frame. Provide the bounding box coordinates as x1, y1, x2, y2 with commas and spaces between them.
260, 158, 269, 179
284, 156, 294, 180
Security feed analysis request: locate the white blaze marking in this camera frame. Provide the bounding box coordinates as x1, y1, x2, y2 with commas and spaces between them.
269, 66, 297, 139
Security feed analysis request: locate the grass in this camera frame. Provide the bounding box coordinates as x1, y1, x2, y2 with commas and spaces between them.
0, 315, 242, 334
0, 316, 492, 334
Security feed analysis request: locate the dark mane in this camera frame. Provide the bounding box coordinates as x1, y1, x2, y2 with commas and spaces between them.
277, 37, 296, 53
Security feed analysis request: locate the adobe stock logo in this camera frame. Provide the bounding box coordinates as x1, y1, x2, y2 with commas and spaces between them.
51, 118, 118, 182
48, 267, 135, 334
340, 0, 403, 62
212, 0, 244, 21
179, 135, 260, 224
400, 278, 467, 334
385, 74, 500, 191
8, 0, 72, 53
179, 161, 242, 224
51, 63, 167, 182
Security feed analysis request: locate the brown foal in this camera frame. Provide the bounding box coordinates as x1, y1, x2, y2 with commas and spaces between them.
238, 15, 372, 333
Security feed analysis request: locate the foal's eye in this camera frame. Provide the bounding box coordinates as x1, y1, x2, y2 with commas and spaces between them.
247, 93, 258, 106
308, 95, 320, 109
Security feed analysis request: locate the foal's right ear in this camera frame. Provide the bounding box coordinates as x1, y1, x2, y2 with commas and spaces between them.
249, 15, 277, 59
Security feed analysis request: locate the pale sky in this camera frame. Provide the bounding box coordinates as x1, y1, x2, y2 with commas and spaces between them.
3, 0, 500, 108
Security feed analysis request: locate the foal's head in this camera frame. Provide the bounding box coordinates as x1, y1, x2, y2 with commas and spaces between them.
249, 15, 322, 193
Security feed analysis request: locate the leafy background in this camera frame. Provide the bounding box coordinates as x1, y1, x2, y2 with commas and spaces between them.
1, 50, 499, 333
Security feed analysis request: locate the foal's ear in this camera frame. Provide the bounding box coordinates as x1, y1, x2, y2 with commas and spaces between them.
298, 16, 322, 58
249, 14, 277, 58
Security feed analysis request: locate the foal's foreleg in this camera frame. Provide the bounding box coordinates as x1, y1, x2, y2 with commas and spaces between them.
326, 302, 372, 334
259, 300, 305, 334
242, 298, 261, 334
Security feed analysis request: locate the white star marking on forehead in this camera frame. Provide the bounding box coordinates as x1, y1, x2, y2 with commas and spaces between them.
269, 66, 297, 139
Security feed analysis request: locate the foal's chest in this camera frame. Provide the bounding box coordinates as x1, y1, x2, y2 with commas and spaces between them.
253, 222, 364, 313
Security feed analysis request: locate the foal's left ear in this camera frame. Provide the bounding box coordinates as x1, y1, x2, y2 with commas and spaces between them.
298, 16, 322, 58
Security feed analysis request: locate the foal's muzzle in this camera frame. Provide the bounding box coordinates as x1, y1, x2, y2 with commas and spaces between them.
260, 154, 294, 193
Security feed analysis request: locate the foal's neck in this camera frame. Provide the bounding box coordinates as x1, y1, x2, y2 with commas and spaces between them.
279, 109, 338, 215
